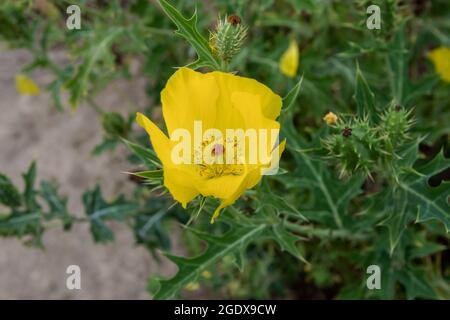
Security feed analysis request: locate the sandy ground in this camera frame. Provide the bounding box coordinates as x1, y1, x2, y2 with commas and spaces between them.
0, 48, 178, 299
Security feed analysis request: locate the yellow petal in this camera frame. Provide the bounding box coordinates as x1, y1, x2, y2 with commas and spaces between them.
137, 112, 200, 207
198, 173, 247, 201
230, 92, 280, 164
231, 92, 279, 131
210, 167, 262, 223
161, 67, 219, 135
428, 47, 450, 83
136, 112, 171, 165
164, 168, 199, 208
210, 71, 282, 120
15, 74, 40, 96
279, 40, 299, 78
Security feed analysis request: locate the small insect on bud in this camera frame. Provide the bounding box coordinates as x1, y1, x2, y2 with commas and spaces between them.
323, 112, 338, 125
342, 127, 352, 137
227, 14, 241, 26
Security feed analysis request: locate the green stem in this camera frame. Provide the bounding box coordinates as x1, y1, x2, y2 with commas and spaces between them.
284, 221, 369, 241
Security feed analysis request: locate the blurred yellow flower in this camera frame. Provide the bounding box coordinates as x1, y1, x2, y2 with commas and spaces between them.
279, 40, 299, 78
137, 67, 285, 223
201, 271, 212, 279
323, 112, 338, 125
428, 47, 450, 83
15, 74, 40, 96
185, 282, 200, 291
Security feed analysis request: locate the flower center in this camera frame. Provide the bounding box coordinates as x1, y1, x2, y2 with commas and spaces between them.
196, 139, 243, 179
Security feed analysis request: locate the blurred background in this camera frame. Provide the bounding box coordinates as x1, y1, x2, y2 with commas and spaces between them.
0, 46, 183, 299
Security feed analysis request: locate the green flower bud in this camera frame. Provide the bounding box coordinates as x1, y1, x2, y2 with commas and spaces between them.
323, 118, 381, 178
209, 14, 248, 64
102, 112, 128, 138
323, 106, 414, 179
380, 105, 413, 147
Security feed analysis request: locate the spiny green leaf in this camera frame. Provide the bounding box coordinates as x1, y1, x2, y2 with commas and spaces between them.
153, 222, 267, 299
22, 161, 39, 212
387, 23, 408, 105
271, 223, 307, 262
122, 138, 161, 168
281, 75, 303, 114
397, 268, 437, 299
134, 208, 170, 250
354, 62, 377, 121
258, 186, 307, 221
401, 150, 450, 232
380, 188, 410, 254
65, 28, 123, 110
83, 185, 138, 243
130, 170, 163, 182
0, 163, 74, 246
40, 181, 72, 230
157, 0, 220, 70
0, 213, 41, 237
0, 173, 21, 207
379, 150, 450, 252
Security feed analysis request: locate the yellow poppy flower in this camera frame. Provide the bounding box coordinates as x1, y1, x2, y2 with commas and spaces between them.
428, 47, 450, 83
15, 74, 40, 96
137, 67, 285, 222
279, 40, 299, 78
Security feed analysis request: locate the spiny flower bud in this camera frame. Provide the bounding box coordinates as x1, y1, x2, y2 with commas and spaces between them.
380, 104, 414, 147
323, 119, 381, 178
209, 14, 248, 64
322, 105, 415, 179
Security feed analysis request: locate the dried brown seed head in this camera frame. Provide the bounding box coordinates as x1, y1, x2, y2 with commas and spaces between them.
228, 14, 241, 26
342, 127, 353, 137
